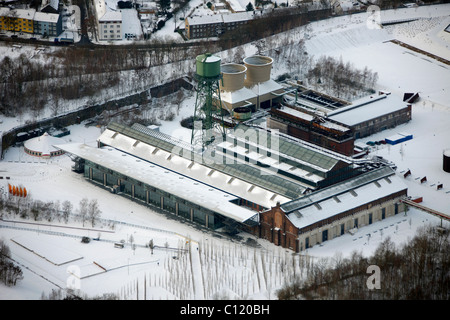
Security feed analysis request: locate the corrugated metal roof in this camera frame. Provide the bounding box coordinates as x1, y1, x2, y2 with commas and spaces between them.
231, 124, 347, 172
286, 169, 407, 230
281, 166, 400, 213
101, 122, 307, 201
55, 143, 257, 223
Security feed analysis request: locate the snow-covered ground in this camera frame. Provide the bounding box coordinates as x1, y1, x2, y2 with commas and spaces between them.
1, 4, 450, 300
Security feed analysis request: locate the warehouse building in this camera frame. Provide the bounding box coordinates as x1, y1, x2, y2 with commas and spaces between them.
267, 86, 412, 154
253, 166, 408, 252
57, 122, 310, 231
57, 120, 359, 230
57, 120, 407, 251
222, 123, 356, 190
327, 93, 412, 139
267, 105, 355, 156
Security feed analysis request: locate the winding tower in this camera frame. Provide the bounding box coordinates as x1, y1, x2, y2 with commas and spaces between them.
191, 53, 225, 149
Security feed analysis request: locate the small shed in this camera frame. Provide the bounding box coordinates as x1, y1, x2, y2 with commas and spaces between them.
403, 92, 419, 103
385, 132, 413, 145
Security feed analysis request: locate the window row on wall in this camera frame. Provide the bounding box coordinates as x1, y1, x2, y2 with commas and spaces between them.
299, 200, 403, 251
84, 162, 224, 230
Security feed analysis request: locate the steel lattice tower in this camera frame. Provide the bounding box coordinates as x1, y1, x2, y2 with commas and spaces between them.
191, 53, 225, 149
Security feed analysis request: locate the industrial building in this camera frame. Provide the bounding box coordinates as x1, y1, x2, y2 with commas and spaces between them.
218, 55, 286, 120
327, 93, 412, 139
219, 63, 257, 116
267, 105, 355, 156
253, 166, 407, 252
58, 121, 326, 231
267, 86, 412, 155
56, 54, 409, 252
57, 118, 404, 252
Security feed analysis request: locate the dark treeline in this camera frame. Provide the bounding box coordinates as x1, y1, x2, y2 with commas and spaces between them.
0, 43, 198, 117
0, 239, 23, 287
219, 7, 330, 47
277, 225, 450, 300
377, 0, 450, 9
307, 55, 378, 99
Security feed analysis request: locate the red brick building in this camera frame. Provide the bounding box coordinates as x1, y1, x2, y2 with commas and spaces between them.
256, 202, 299, 251
249, 167, 408, 252
267, 106, 355, 156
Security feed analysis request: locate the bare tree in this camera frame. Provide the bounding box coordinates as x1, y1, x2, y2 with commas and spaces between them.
61, 200, 73, 224
78, 198, 89, 227
87, 199, 101, 227
149, 239, 154, 254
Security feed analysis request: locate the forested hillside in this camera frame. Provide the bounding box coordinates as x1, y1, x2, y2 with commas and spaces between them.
277, 225, 450, 300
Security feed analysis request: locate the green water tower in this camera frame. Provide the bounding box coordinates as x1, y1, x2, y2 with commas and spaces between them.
191, 53, 224, 149
196, 53, 221, 78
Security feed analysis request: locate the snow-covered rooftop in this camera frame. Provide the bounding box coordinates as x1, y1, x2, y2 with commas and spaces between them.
187, 11, 254, 26
226, 0, 245, 12
221, 11, 253, 23
34, 12, 60, 23
328, 93, 409, 126
42, 0, 59, 11
24, 132, 64, 156
187, 14, 223, 25
96, 126, 293, 207
56, 143, 258, 223
94, 0, 107, 19
231, 124, 348, 172
0, 8, 36, 20
285, 167, 408, 230
247, 79, 284, 95
275, 106, 351, 133
216, 140, 325, 184
219, 87, 257, 104
99, 11, 122, 22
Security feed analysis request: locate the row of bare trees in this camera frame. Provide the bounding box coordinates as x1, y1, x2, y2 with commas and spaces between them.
306, 55, 379, 100
277, 225, 449, 300
0, 193, 102, 228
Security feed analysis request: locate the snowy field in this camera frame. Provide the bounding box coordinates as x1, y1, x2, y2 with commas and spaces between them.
0, 5, 450, 300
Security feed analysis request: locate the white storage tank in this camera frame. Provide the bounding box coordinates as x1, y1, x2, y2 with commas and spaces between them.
243, 55, 273, 86
220, 63, 247, 92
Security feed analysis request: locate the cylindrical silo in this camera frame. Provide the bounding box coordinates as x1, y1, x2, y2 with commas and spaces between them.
232, 106, 252, 120
243, 55, 273, 86
220, 63, 247, 92
444, 149, 450, 173
196, 53, 221, 79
